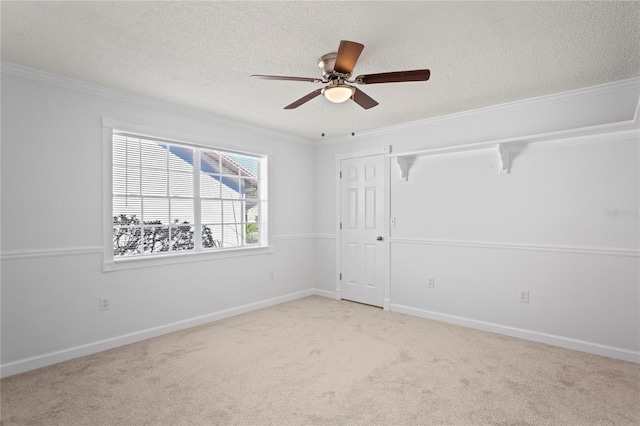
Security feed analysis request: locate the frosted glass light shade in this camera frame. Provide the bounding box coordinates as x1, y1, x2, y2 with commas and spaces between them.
323, 85, 355, 103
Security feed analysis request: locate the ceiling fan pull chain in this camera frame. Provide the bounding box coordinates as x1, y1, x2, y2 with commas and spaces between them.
351, 101, 355, 136
321, 99, 326, 137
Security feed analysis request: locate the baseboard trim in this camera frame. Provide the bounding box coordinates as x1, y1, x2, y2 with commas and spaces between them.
311, 288, 337, 299
6, 291, 635, 378
390, 303, 640, 364
383, 298, 392, 311
0, 289, 315, 378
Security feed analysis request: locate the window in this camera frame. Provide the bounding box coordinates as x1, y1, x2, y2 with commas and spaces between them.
109, 130, 267, 265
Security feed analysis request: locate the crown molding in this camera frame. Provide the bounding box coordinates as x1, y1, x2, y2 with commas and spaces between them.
3, 62, 637, 150
317, 77, 640, 147
0, 61, 314, 147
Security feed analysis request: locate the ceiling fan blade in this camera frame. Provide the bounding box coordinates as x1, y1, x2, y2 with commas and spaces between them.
352, 87, 379, 110
355, 69, 430, 84
284, 88, 323, 109
334, 40, 365, 75
251, 75, 324, 83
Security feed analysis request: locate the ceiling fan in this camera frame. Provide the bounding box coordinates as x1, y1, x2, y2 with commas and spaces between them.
250, 40, 430, 110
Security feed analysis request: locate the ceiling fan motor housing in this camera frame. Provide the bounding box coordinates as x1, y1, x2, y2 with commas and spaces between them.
319, 52, 349, 80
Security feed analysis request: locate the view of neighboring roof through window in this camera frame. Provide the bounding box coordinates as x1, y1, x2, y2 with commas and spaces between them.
111, 132, 264, 259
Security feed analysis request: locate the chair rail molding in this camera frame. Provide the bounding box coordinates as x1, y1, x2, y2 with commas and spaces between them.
0, 246, 104, 261
390, 237, 640, 258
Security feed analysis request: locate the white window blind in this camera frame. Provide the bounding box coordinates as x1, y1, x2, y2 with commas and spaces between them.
112, 132, 264, 259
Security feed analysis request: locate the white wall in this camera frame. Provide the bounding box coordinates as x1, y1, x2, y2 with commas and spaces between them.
0, 70, 316, 376
314, 79, 640, 362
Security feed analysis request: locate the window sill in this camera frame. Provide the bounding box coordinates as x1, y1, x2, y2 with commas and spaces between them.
103, 245, 273, 272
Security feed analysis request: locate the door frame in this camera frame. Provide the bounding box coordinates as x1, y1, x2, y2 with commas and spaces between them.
335, 146, 391, 310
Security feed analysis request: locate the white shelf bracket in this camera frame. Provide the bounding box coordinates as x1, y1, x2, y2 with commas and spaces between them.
497, 143, 510, 174
396, 156, 412, 181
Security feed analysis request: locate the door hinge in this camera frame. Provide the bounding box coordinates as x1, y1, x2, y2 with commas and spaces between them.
339, 171, 342, 179
339, 273, 342, 280
340, 222, 342, 230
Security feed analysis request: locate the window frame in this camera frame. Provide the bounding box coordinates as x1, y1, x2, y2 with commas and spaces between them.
102, 117, 272, 272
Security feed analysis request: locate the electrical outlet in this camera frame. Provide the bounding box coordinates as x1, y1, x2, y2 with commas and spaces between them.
100, 297, 110, 311
427, 277, 435, 288
519, 290, 529, 304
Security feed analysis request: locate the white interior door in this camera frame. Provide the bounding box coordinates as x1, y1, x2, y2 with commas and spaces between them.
339, 154, 385, 307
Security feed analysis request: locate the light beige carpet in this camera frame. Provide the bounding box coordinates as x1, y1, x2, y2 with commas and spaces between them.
1, 296, 639, 425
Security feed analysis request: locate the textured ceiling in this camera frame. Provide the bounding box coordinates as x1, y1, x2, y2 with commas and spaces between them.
2, 1, 639, 142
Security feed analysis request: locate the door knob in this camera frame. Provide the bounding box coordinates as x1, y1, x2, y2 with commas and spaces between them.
376, 236, 383, 241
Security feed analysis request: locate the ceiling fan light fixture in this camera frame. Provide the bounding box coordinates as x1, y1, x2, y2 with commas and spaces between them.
322, 85, 355, 103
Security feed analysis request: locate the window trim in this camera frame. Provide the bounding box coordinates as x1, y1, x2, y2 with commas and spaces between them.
102, 117, 272, 272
